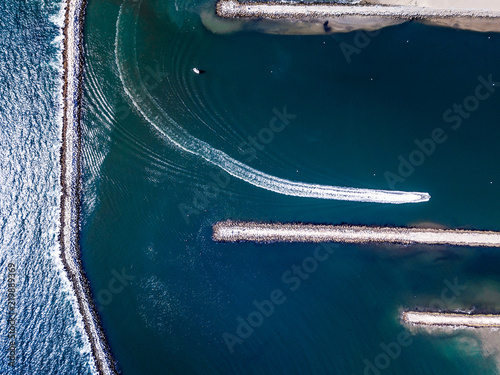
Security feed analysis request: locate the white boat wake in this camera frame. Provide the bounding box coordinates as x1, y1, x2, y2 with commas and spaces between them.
114, 0, 430, 204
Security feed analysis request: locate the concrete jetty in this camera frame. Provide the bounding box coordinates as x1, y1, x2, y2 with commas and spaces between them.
216, 0, 500, 20
212, 221, 500, 247
402, 311, 500, 328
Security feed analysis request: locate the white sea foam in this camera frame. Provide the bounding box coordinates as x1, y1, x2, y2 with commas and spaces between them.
49, 2, 66, 28
49, 2, 66, 71
115, 0, 430, 204
58, 0, 116, 372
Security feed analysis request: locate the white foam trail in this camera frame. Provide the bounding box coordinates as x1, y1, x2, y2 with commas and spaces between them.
115, 1, 430, 204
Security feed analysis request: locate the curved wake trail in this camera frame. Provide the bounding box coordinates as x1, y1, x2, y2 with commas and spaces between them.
114, 1, 430, 204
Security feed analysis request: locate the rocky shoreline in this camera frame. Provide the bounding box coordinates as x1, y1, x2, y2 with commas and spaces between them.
212, 220, 500, 247
59, 0, 118, 373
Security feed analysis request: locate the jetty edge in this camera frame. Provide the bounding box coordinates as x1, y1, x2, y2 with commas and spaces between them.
212, 221, 500, 247
59, 0, 119, 373
402, 311, 500, 328
216, 0, 500, 20
212, 0, 500, 33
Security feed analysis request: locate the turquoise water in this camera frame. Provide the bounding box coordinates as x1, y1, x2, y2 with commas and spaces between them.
81, 0, 500, 374
0, 0, 93, 373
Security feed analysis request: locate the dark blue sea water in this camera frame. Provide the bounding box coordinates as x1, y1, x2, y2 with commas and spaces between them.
0, 0, 94, 374
81, 1, 500, 373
